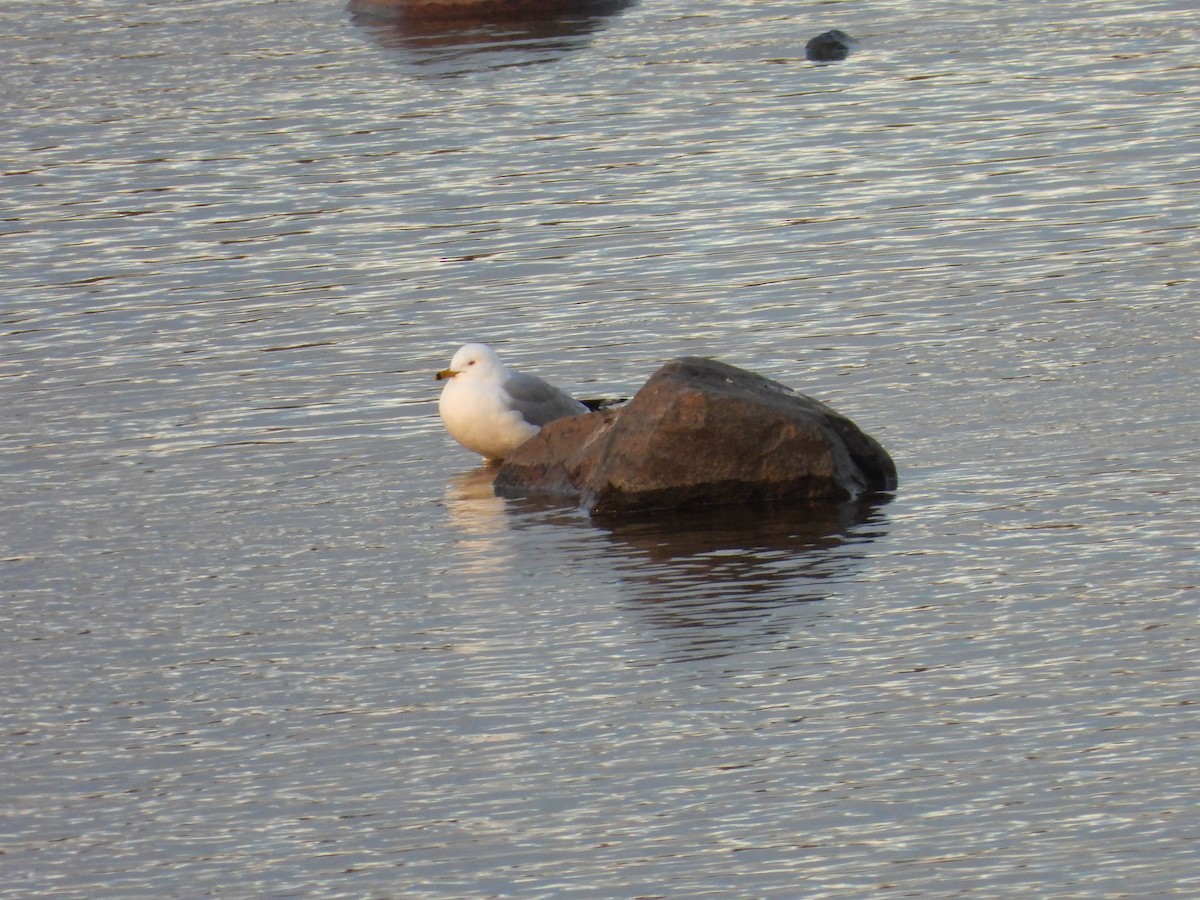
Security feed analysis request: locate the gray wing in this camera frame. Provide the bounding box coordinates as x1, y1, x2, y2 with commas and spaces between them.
502, 372, 588, 428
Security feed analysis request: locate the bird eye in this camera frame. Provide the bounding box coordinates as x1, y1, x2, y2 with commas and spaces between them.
468, 360, 476, 366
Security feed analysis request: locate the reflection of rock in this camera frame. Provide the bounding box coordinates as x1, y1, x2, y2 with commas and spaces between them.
602, 499, 891, 663
805, 29, 858, 62
348, 0, 633, 72
495, 357, 896, 516
603, 498, 886, 605
349, 0, 633, 21
603, 498, 880, 564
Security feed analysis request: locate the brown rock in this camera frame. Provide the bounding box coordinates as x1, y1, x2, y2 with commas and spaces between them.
493, 406, 617, 499
494, 357, 897, 516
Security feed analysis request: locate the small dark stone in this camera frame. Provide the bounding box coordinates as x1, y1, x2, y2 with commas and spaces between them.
805, 29, 857, 62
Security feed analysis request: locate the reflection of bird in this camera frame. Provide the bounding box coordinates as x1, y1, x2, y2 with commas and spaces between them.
435, 343, 588, 463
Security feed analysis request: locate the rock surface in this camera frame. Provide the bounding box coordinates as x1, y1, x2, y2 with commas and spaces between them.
493, 357, 897, 516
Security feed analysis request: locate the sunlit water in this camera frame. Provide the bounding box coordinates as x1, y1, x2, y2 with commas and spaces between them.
3, 0, 1198, 896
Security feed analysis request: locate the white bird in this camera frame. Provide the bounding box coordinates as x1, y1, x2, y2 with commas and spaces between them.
435, 343, 589, 463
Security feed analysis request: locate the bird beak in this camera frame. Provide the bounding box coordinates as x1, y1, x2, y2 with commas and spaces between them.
435, 368, 458, 381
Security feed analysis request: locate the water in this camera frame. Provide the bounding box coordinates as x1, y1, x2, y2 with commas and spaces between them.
2, 0, 1198, 895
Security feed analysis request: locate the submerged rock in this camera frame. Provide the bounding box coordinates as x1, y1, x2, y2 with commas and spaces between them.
494, 357, 896, 516
805, 29, 858, 62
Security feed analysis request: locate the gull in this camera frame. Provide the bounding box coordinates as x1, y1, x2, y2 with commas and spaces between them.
435, 343, 589, 463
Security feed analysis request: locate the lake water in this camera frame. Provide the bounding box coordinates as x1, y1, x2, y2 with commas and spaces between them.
2, 0, 1198, 896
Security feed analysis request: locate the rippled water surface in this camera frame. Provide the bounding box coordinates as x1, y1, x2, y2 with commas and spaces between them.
3, 0, 1198, 896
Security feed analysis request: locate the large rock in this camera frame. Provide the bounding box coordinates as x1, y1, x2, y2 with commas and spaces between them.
493, 357, 896, 516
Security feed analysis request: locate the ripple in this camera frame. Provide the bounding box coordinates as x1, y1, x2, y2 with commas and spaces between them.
2, 0, 1198, 895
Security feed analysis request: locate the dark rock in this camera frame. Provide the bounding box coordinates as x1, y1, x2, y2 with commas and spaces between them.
805, 29, 857, 62
494, 357, 896, 516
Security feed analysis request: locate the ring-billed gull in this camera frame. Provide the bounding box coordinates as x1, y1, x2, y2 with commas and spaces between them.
435, 342, 589, 463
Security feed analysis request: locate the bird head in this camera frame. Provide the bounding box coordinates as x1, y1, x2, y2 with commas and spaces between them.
435, 343, 505, 382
